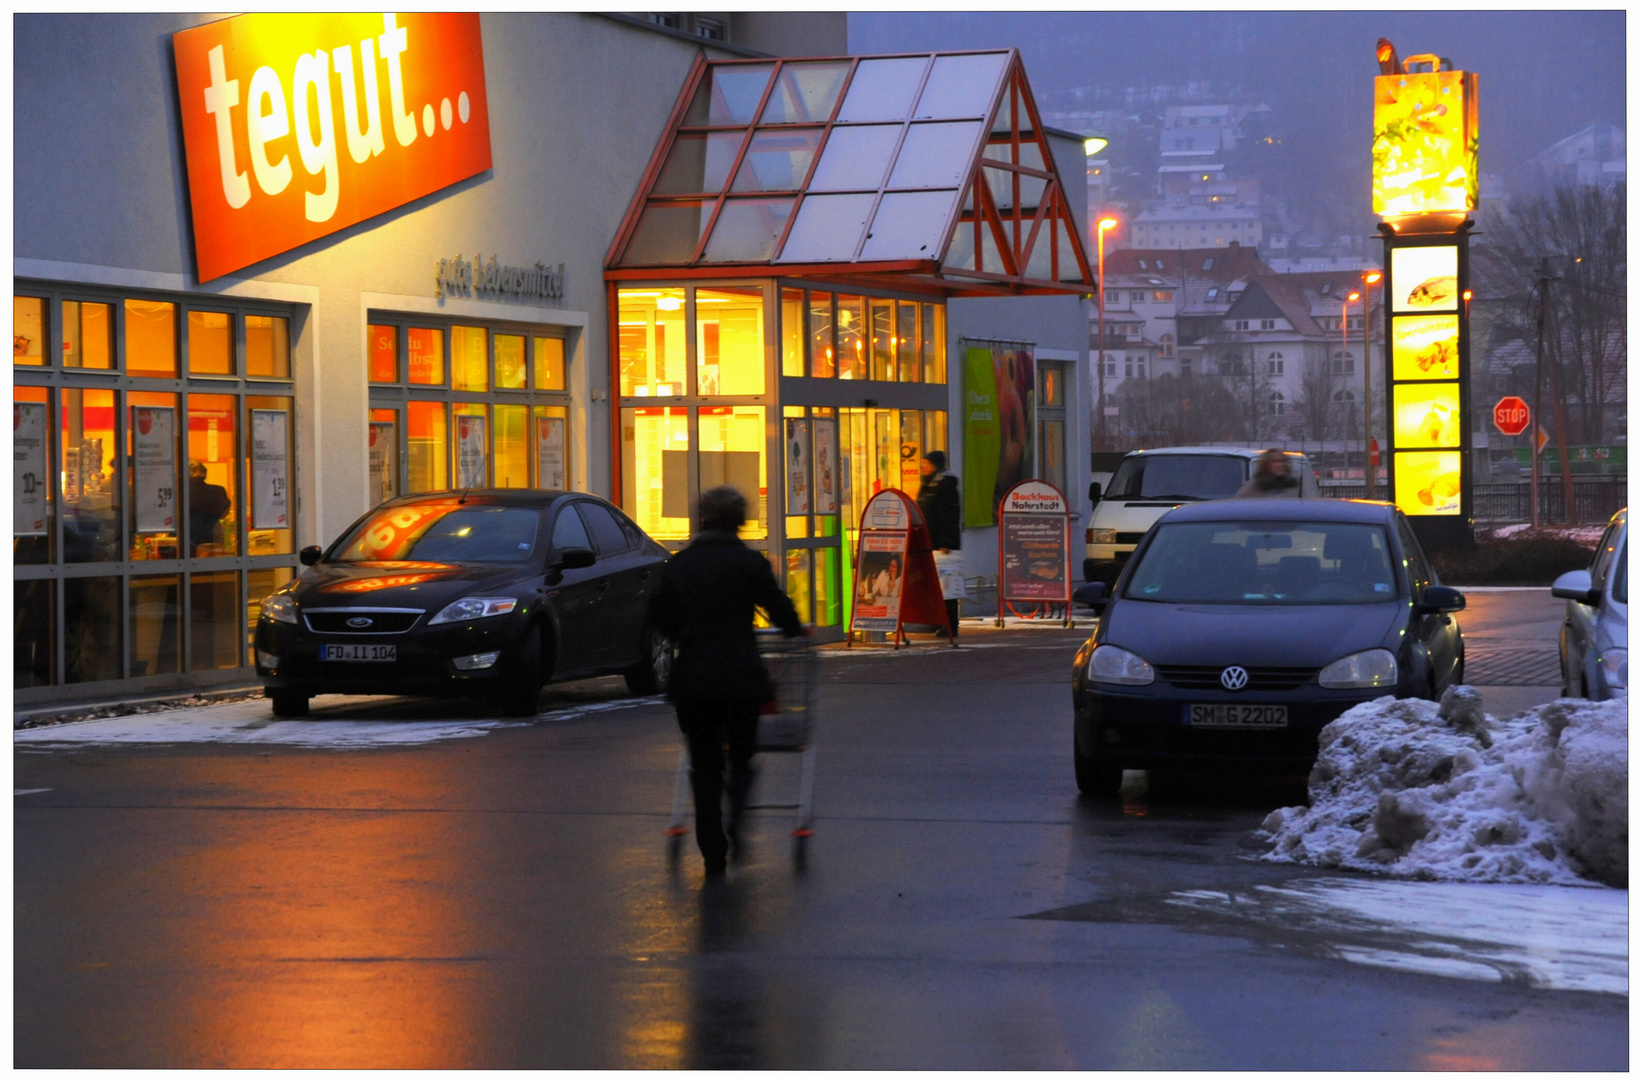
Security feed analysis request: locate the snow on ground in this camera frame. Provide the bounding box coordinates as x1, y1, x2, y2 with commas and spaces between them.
1480, 523, 1606, 545
12, 695, 662, 749
1260, 689, 1627, 887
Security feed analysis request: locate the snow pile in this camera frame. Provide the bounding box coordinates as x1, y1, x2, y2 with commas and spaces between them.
1259, 688, 1628, 887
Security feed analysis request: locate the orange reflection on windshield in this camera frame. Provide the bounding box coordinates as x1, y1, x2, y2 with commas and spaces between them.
345, 503, 462, 561
327, 573, 443, 593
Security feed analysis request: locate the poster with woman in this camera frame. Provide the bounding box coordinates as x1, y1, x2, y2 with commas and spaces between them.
785, 418, 811, 515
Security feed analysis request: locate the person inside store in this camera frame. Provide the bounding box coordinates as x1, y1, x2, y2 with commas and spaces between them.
1236, 449, 1301, 498
649, 484, 804, 877
917, 450, 964, 639
188, 460, 232, 555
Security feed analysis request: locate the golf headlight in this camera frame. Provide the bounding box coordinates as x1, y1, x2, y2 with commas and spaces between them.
1319, 648, 1398, 689
1087, 643, 1155, 685
261, 593, 298, 625
1090, 528, 1119, 544
1600, 648, 1627, 690
428, 596, 519, 625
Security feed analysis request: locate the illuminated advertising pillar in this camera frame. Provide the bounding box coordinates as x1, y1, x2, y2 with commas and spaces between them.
1373, 47, 1477, 549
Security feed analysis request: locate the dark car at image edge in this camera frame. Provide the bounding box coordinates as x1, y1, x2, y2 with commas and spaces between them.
254, 490, 673, 717
1070, 498, 1466, 796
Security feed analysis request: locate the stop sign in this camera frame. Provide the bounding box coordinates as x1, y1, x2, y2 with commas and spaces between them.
1494, 396, 1531, 436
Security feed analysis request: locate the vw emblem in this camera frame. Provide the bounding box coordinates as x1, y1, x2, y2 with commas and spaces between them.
1220, 666, 1249, 691
346, 616, 374, 629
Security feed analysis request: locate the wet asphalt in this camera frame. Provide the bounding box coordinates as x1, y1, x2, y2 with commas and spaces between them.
13, 596, 1627, 1069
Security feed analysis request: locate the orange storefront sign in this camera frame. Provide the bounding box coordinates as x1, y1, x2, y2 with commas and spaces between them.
173, 13, 491, 282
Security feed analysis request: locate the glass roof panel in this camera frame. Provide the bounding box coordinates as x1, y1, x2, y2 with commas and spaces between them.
983, 165, 1014, 211
778, 194, 876, 262
653, 131, 745, 195
860, 190, 959, 261
1017, 140, 1046, 172
807, 124, 901, 192
945, 217, 975, 271
979, 218, 1004, 274
912, 53, 1009, 120
1025, 222, 1053, 281
731, 129, 823, 192
684, 64, 775, 126
760, 61, 851, 124
624, 202, 708, 266
835, 57, 928, 123
701, 197, 795, 263
1055, 217, 1084, 282
887, 121, 984, 189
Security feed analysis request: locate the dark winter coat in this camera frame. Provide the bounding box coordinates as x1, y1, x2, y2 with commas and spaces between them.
917, 471, 962, 550
649, 529, 802, 705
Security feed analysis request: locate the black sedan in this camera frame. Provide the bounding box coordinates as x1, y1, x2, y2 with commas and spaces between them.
1070, 498, 1465, 796
255, 490, 672, 717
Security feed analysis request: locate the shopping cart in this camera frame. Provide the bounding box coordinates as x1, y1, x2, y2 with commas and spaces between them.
666, 628, 819, 869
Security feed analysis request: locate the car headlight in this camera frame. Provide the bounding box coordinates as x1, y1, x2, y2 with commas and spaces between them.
428, 596, 519, 625
1086, 643, 1155, 685
1090, 528, 1119, 544
1600, 647, 1627, 691
1319, 648, 1398, 689
261, 593, 298, 625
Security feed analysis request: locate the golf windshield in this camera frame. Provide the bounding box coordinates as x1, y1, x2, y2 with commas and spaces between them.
1106, 455, 1247, 500
332, 503, 543, 563
1124, 521, 1398, 604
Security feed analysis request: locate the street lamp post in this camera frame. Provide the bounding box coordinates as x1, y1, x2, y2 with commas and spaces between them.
1340, 290, 1359, 479
1095, 215, 1118, 450
1360, 270, 1382, 497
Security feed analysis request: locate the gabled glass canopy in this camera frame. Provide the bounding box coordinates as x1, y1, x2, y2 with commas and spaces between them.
606, 50, 1093, 297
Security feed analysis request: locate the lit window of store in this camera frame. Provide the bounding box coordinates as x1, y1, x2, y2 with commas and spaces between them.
13, 283, 297, 698
366, 314, 573, 503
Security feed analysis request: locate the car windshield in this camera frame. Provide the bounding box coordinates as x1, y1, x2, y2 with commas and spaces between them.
331, 503, 542, 563
1107, 455, 1247, 500
1124, 521, 1397, 605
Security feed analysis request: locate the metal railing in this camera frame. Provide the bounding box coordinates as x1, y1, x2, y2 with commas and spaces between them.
1320, 480, 1627, 523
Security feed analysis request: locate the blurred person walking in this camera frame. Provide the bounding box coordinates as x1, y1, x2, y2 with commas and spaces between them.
917, 450, 964, 638
1236, 449, 1301, 498
650, 485, 803, 876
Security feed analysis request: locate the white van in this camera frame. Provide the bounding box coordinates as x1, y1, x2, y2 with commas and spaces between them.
1082, 446, 1322, 585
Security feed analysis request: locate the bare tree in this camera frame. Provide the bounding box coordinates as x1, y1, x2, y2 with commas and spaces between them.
1110, 372, 1245, 448
1292, 356, 1338, 441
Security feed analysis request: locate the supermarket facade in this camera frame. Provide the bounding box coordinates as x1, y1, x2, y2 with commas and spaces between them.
13, 13, 1094, 703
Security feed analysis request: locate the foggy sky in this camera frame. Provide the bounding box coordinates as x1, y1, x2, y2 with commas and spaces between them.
850, 11, 1625, 207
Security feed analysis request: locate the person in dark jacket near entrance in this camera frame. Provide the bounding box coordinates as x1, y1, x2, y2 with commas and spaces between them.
649, 485, 803, 876
916, 450, 964, 638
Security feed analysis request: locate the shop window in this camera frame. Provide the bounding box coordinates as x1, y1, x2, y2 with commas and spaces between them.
495, 334, 527, 390
699, 405, 767, 536
408, 327, 445, 385
129, 574, 182, 677
190, 571, 241, 671
533, 405, 569, 489
188, 310, 233, 375
922, 303, 945, 383
15, 580, 54, 687
369, 324, 399, 383
368, 408, 398, 505
125, 299, 178, 377
127, 391, 180, 562
1039, 419, 1066, 494
245, 396, 294, 554
696, 288, 764, 396
618, 289, 686, 397
1040, 364, 1065, 407
836, 294, 864, 379
247, 567, 293, 660
65, 576, 121, 683
785, 548, 813, 623
61, 387, 120, 563
186, 393, 238, 557
780, 288, 804, 376
452, 325, 488, 392
533, 337, 566, 391
783, 405, 809, 538
621, 406, 690, 540
63, 300, 112, 369
14, 295, 45, 366
493, 404, 529, 488
808, 291, 835, 378
452, 403, 488, 487
15, 385, 52, 565
246, 315, 290, 379
814, 546, 841, 626
896, 302, 921, 382
868, 298, 895, 381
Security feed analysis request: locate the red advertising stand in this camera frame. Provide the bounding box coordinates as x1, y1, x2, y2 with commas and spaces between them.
849, 488, 954, 648
996, 479, 1074, 627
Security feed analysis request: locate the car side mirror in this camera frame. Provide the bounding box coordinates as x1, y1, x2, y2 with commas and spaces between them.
1088, 481, 1102, 505
1073, 582, 1108, 612
1551, 569, 1599, 605
1417, 584, 1466, 614
552, 546, 596, 571
298, 545, 323, 566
